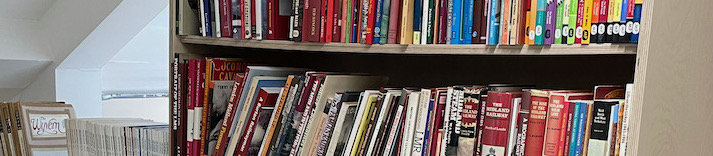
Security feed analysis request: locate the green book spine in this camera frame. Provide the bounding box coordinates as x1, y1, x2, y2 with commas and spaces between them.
345, 0, 354, 42
380, 0, 391, 44
567, 0, 578, 44
426, 0, 436, 44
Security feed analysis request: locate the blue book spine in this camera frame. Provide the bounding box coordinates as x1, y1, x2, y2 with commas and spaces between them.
534, 0, 546, 44
462, 0, 474, 44
486, 0, 499, 45
631, 4, 641, 43
203, 0, 213, 36
374, 0, 384, 44
568, 102, 582, 156
421, 100, 434, 156
574, 102, 588, 156
452, 0, 464, 44
415, 0, 424, 43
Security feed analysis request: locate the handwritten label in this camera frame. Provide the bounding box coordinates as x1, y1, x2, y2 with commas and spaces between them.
29, 114, 69, 138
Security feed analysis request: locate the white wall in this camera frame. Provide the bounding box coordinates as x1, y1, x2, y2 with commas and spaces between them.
102, 97, 170, 123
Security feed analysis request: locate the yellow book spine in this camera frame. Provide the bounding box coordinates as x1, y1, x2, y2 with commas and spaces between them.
400, 0, 415, 44
349, 96, 377, 156
607, 0, 616, 23
526, 0, 539, 44
613, 0, 622, 23
582, 0, 593, 44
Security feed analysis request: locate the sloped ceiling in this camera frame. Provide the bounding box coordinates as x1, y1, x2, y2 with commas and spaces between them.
0, 0, 55, 20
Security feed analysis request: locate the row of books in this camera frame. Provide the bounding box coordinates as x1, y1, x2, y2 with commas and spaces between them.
0, 102, 76, 156
189, 0, 643, 45
169, 57, 635, 156
65, 118, 170, 156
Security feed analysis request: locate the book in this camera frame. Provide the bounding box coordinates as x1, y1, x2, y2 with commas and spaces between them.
290, 0, 304, 41
379, 0, 392, 44
427, 0, 437, 44
288, 73, 328, 156
325, 0, 336, 42
630, 0, 641, 43
400, 0, 415, 44
361, 0, 376, 44
343, 92, 380, 156
254, 76, 296, 156
387, 0, 402, 44
605, 0, 617, 43
586, 100, 622, 156
221, 0, 234, 37
581, 0, 593, 44
574, 101, 593, 156
486, 0, 500, 45
567, 101, 583, 156
439, 0, 449, 43
373, 0, 384, 44
200, 59, 247, 156
500, 0, 512, 45
201, 0, 214, 36
590, 0, 601, 43
303, 0, 323, 42
400, 92, 420, 155
574, 0, 584, 44
213, 73, 247, 156
462, 0, 474, 44
381, 90, 409, 155
427, 89, 447, 155
266, 0, 291, 39
472, 0, 487, 43
514, 89, 532, 156
457, 87, 484, 156
561, 102, 575, 156
234, 87, 281, 156
364, 91, 401, 155
618, 84, 633, 156
480, 91, 522, 156
441, 87, 464, 155
233, 0, 242, 39
544, 0, 556, 45
542, 91, 593, 156
596, 0, 609, 43
323, 92, 361, 155
525, 0, 538, 44
214, 0, 223, 37
509, 0, 523, 45
523, 89, 549, 156
566, 0, 578, 44
269, 76, 307, 156
413, 0, 424, 44
16, 102, 76, 153
242, 0, 251, 38
555, 0, 567, 44
534, 0, 546, 44
411, 89, 432, 155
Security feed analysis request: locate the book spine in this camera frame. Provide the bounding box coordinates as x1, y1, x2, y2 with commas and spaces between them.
303, 0, 322, 42
387, 0, 401, 43
382, 105, 404, 155
514, 94, 530, 156
461, 0, 473, 44
574, 0, 584, 43
412, 91, 432, 155
607, 105, 619, 156
359, 0, 369, 43
379, 0, 391, 44
243, 0, 252, 39
534, 0, 546, 44
605, 0, 616, 43
291, 0, 303, 41
472, 0, 484, 43
352, 0, 361, 43
333, 0, 342, 42
566, 0, 577, 44
560, 0, 569, 43
446, 0, 453, 44
172, 55, 181, 156
509, 0, 521, 45
212, 74, 246, 156
267, 0, 276, 39
480, 92, 515, 156
586, 101, 616, 156
344, 0, 353, 42
561, 103, 575, 156
439, 0, 449, 43
400, 0, 415, 44
236, 90, 274, 156
574, 102, 589, 156
428, 92, 447, 155
214, 0, 223, 37
615, 0, 627, 43
366, 0, 377, 44
439, 89, 453, 156
325, 0, 334, 42
221, 0, 234, 37
432, 0, 440, 44
412, 0, 424, 44
597, 0, 608, 43
630, 0, 641, 43
486, 0, 498, 45
199, 60, 212, 156
523, 92, 548, 156
474, 91, 487, 156
542, 94, 566, 156
623, 0, 634, 42
251, 0, 257, 39
420, 0, 430, 44
619, 84, 633, 156
340, 0, 349, 42
203, 0, 214, 36
373, 0, 383, 44
289, 77, 323, 156
581, 0, 593, 44
277, 0, 292, 39
554, 0, 565, 44
458, 89, 480, 156
589, 0, 600, 43
259, 78, 294, 156
427, 0, 436, 44
525, 0, 537, 44
500, 0, 511, 45
506, 97, 522, 156
544, 0, 555, 45
567, 103, 582, 156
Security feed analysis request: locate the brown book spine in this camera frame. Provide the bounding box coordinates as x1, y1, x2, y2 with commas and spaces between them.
199, 60, 212, 156
581, 103, 594, 156
9, 103, 26, 155
387, 0, 401, 44
304, 0, 323, 42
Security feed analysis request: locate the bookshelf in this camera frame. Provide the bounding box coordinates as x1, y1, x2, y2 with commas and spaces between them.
169, 0, 713, 155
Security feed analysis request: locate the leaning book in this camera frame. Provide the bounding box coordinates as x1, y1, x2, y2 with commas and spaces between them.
18, 102, 76, 152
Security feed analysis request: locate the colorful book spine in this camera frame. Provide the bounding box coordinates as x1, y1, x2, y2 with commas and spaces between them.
526, 0, 537, 44
574, 0, 584, 43
440, 0, 449, 43
255, 0, 264, 40
365, 0, 377, 44
605, 0, 617, 43
427, 0, 437, 44
597, 0, 609, 43
616, 0, 628, 43
566, 0, 577, 44
630, 0, 641, 43
561, 102, 575, 156
500, 0, 512, 45
373, 0, 384, 44
472, 0, 485, 43
353, 0, 360, 43
589, 0, 601, 43
560, 0, 570, 43
480, 91, 521, 156
388, 0, 401, 44
523, 90, 548, 156
202, 0, 214, 37
567, 102, 582, 155
451, 0, 463, 44
486, 0, 500, 45
554, 0, 566, 44
432, 0, 440, 44
544, 0, 556, 45
542, 94, 568, 156
214, 0, 223, 37
534, 0, 546, 44
574, 101, 590, 156
400, 0, 415, 44
325, 0, 335, 42
581, 0, 593, 44
586, 101, 618, 156
379, 0, 391, 44
332, 0, 343, 42
623, 0, 635, 42
462, 0, 474, 44
510, 0, 524, 45
413, 0, 424, 44
344, 0, 354, 42
220, 0, 233, 38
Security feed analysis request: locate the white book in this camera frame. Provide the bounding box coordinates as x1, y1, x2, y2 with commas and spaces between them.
401, 92, 420, 156
342, 90, 381, 156
214, 0, 222, 37
255, 0, 263, 40
412, 89, 431, 156
199, 0, 207, 36
506, 97, 522, 156
439, 87, 454, 156
382, 105, 404, 156
421, 0, 429, 44
620, 84, 633, 156
365, 91, 401, 155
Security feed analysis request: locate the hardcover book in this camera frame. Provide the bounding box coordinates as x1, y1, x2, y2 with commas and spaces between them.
212, 73, 246, 156
487, 0, 501, 45
458, 87, 485, 156
326, 100, 359, 155
254, 75, 296, 156
201, 59, 247, 156
586, 100, 622, 156
544, 0, 556, 44
234, 87, 281, 156
534, 0, 547, 44
500, 0, 512, 45
523, 89, 549, 156
566, 0, 578, 44
479, 91, 522, 156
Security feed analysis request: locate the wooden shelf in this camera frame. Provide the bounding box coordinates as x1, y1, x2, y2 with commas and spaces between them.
180, 35, 637, 55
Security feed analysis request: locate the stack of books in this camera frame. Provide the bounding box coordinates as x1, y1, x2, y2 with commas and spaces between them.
170, 57, 635, 156
188, 0, 643, 44
65, 118, 170, 156
0, 102, 75, 156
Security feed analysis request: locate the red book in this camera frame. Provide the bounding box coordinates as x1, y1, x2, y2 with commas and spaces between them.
251, 0, 257, 38
593, 85, 625, 100
480, 91, 522, 156
303, 0, 322, 42
194, 59, 205, 156
325, 0, 335, 42
340, 0, 349, 42
575, 0, 585, 43
220, 0, 233, 37
438, 0, 448, 43
332, 0, 342, 42
212, 73, 246, 156
266, 0, 290, 39
519, 0, 531, 44
320, 0, 328, 42
365, 0, 376, 44
234, 88, 281, 156
523, 89, 549, 156
387, 0, 401, 44
429, 89, 447, 155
